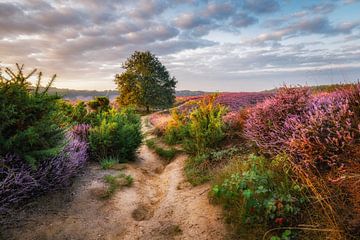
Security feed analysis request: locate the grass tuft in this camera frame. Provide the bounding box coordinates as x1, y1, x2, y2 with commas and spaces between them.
100, 157, 118, 170
100, 172, 133, 199
146, 139, 177, 162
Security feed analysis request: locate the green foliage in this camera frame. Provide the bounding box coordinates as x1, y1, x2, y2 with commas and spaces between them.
164, 95, 227, 154
185, 96, 226, 154
115, 51, 177, 111
56, 100, 89, 126
184, 147, 240, 186
270, 230, 294, 240
184, 154, 211, 186
155, 147, 177, 162
212, 154, 307, 237
100, 157, 118, 169
89, 108, 142, 161
87, 96, 110, 112
146, 139, 177, 162
164, 110, 189, 145
0, 64, 64, 166
145, 139, 156, 149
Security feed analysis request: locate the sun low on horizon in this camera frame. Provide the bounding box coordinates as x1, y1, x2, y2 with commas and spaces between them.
1, 0, 360, 92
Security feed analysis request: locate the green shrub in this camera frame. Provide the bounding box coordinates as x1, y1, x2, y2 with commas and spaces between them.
212, 154, 308, 238
0, 64, 64, 167
163, 109, 189, 145
164, 95, 227, 154
185, 95, 227, 154
89, 107, 142, 161
88, 96, 110, 112
56, 100, 89, 126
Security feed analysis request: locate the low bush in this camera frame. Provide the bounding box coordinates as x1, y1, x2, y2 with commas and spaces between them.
245, 87, 310, 156
164, 95, 227, 154
223, 108, 249, 139
164, 109, 189, 145
89, 108, 142, 161
211, 154, 308, 239
185, 95, 227, 154
56, 100, 89, 126
285, 86, 360, 169
0, 124, 89, 214
87, 96, 110, 112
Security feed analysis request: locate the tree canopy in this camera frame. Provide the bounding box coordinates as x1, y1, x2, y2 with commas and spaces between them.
115, 51, 177, 112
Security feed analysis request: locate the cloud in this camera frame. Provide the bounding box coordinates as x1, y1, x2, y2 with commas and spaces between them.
242, 0, 280, 14
252, 17, 360, 44
0, 0, 359, 91
231, 13, 258, 28
305, 3, 337, 14
175, 13, 210, 29
203, 3, 234, 19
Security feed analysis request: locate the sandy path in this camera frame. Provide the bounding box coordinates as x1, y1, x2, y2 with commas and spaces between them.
1, 116, 227, 240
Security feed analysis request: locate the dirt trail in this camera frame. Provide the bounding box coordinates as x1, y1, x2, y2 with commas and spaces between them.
1, 116, 227, 240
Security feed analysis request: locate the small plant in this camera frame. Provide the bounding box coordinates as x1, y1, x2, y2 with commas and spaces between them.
270, 230, 293, 240
120, 173, 134, 186
146, 139, 177, 162
155, 147, 177, 162
101, 172, 133, 199
145, 139, 156, 149
211, 154, 308, 237
100, 158, 118, 170
184, 154, 211, 186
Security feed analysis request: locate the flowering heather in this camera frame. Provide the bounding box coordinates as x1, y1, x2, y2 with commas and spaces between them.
149, 112, 172, 134
215, 92, 272, 112
69, 123, 91, 142
245, 87, 310, 155
178, 92, 271, 114
222, 109, 249, 138
285, 85, 360, 168
175, 95, 204, 106
0, 125, 89, 214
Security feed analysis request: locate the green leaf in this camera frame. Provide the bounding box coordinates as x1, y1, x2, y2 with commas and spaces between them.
243, 189, 252, 199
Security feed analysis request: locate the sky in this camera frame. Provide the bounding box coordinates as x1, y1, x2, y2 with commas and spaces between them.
0, 0, 360, 91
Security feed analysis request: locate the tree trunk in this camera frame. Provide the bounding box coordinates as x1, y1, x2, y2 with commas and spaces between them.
146, 106, 150, 113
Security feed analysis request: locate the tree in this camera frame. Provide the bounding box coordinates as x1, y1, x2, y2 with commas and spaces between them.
115, 51, 177, 112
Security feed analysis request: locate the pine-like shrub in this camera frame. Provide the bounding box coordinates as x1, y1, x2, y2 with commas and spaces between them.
0, 64, 64, 167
